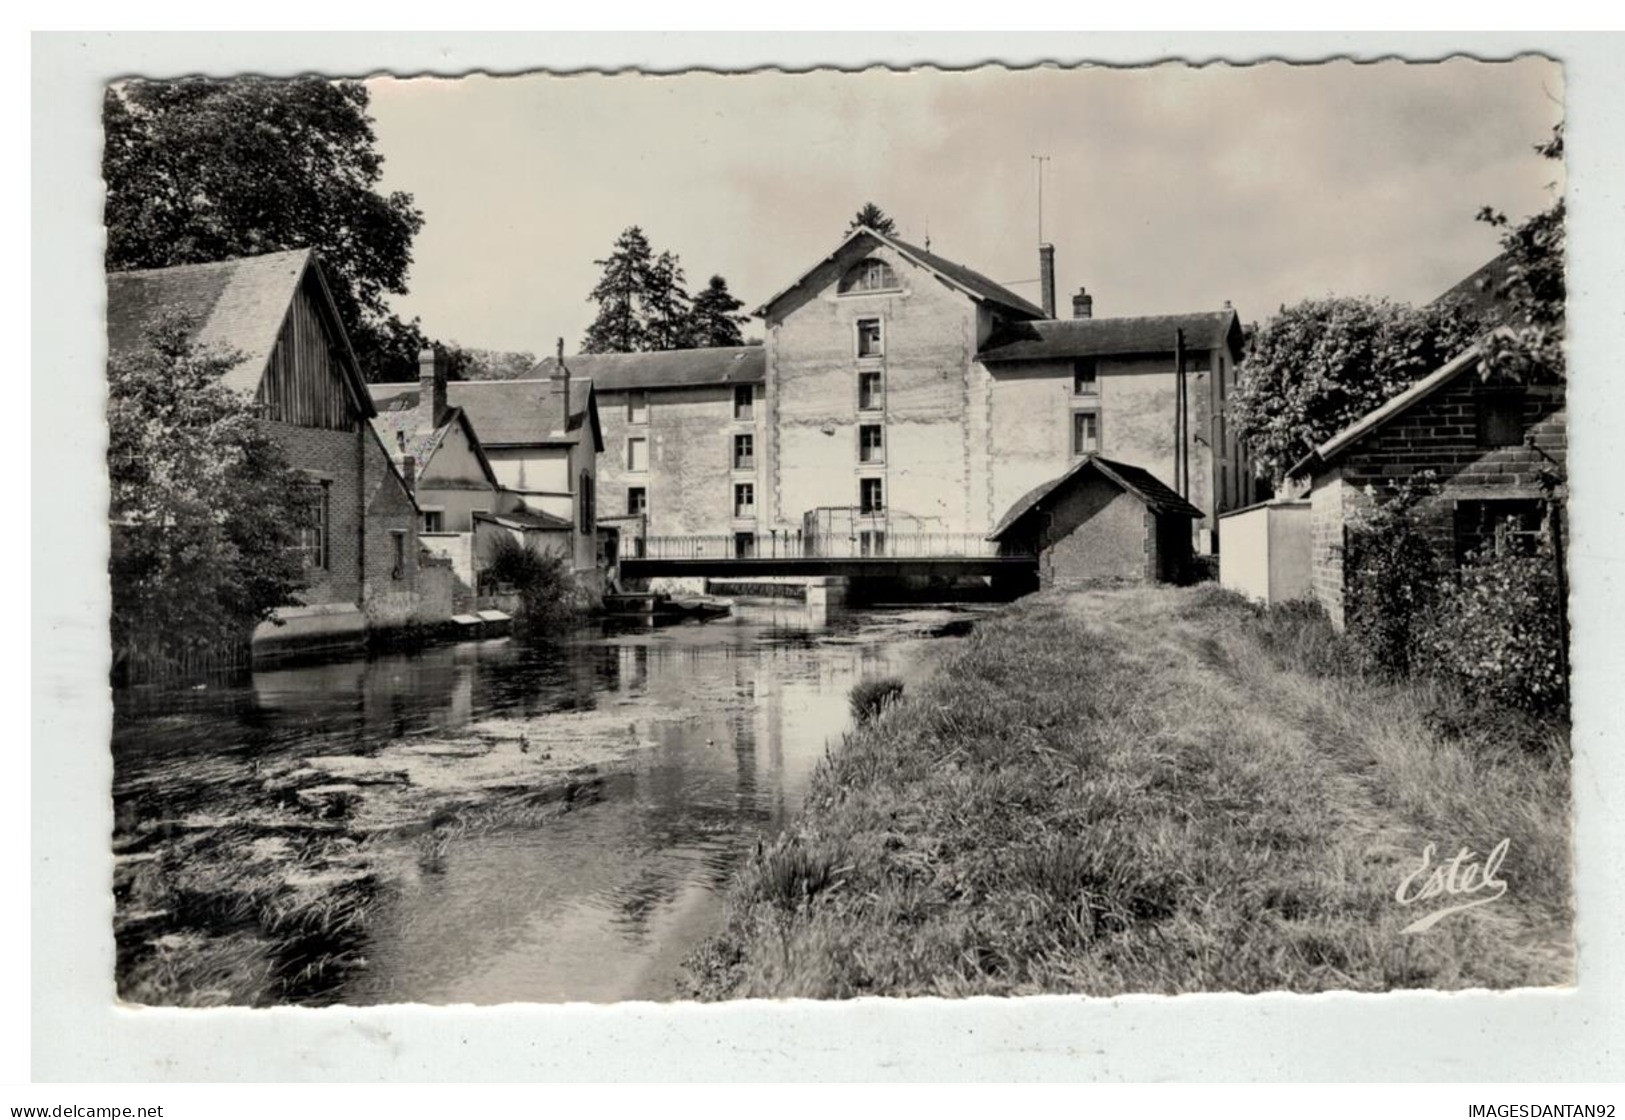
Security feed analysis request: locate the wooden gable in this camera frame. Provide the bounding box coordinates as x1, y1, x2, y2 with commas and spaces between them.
258, 272, 363, 431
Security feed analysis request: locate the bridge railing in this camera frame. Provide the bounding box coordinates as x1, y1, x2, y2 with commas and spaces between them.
633, 533, 1029, 561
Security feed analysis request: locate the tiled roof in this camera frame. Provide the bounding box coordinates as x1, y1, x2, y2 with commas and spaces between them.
978, 310, 1242, 364
476, 507, 572, 532
1434, 252, 1518, 326
758, 226, 1047, 321
987, 455, 1203, 541
105, 249, 372, 414
367, 402, 500, 488
1286, 347, 1483, 480
369, 378, 597, 448
527, 345, 764, 391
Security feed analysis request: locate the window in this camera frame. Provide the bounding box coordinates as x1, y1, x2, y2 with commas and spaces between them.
860, 530, 886, 557
1453, 499, 1544, 564
859, 369, 884, 412
733, 532, 756, 559
860, 477, 884, 515
734, 385, 754, 420
627, 486, 647, 515
422, 509, 443, 533
579, 470, 595, 533
298, 481, 330, 570
627, 390, 649, 425
733, 432, 755, 470
839, 258, 899, 294
390, 530, 407, 579
1072, 411, 1100, 455
857, 318, 883, 359
627, 436, 648, 472
1477, 392, 1524, 447
1073, 360, 1098, 395
734, 482, 755, 518
859, 423, 884, 464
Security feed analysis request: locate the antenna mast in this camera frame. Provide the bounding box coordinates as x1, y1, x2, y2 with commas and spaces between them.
1032, 154, 1051, 245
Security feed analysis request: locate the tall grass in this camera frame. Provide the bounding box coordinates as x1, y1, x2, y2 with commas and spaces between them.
686, 585, 1572, 1000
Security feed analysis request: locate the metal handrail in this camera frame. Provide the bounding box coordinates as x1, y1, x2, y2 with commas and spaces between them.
633, 533, 1032, 561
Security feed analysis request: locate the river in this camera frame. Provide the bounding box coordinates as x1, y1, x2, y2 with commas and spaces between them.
111, 599, 978, 1006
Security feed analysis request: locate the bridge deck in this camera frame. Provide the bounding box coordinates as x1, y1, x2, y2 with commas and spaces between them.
618, 534, 1036, 580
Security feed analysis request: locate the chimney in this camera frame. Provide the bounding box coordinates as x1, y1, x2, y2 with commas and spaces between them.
417, 347, 445, 434
1039, 243, 1056, 319
1072, 286, 1094, 320
554, 337, 571, 435
400, 455, 416, 496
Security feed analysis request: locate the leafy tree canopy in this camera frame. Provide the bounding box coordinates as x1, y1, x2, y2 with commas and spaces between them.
442, 343, 539, 381
108, 317, 311, 674
1231, 297, 1485, 484
847, 202, 897, 236
103, 77, 428, 382
1474, 123, 1565, 385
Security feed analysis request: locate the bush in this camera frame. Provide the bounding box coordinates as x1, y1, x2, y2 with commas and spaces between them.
478, 533, 583, 632
849, 676, 904, 722
1344, 477, 1443, 677
1417, 545, 1568, 716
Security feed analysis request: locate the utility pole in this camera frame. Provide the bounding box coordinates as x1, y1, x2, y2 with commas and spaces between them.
1032, 154, 1050, 246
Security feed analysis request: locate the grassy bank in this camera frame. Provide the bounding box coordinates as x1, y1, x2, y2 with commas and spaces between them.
685, 585, 1572, 998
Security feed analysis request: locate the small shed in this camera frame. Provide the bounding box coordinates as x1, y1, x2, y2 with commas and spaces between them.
988, 456, 1202, 586
1217, 499, 1313, 605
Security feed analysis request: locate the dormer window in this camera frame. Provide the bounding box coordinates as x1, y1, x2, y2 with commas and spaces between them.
839, 258, 898, 295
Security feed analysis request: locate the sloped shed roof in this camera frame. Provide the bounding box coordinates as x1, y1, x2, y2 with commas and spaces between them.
988, 456, 1203, 541
978, 310, 1242, 364
105, 248, 373, 416
527, 345, 764, 391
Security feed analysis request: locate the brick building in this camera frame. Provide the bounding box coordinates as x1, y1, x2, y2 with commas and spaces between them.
105, 249, 427, 659
1287, 348, 1567, 628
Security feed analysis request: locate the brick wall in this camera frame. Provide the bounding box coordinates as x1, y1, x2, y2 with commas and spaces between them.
261, 419, 365, 607
1308, 379, 1566, 629
362, 424, 420, 623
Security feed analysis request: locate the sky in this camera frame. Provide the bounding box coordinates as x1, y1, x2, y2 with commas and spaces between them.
364, 58, 1563, 358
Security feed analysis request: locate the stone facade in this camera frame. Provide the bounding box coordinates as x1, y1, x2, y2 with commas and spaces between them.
1302, 377, 1567, 629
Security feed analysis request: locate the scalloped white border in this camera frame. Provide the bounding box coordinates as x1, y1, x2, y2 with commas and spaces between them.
30, 31, 1625, 1083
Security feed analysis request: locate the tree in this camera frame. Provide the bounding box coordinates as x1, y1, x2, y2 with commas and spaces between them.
103, 77, 427, 382
1231, 297, 1485, 484
686, 275, 750, 348
442, 343, 539, 381
847, 202, 897, 236
1474, 123, 1565, 385
582, 226, 656, 353
644, 251, 693, 351
108, 316, 310, 678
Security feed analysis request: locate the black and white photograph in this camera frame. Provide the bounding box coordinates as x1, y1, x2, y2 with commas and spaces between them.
96, 54, 1575, 1010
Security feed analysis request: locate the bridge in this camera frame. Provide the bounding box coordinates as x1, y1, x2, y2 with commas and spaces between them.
617, 533, 1038, 580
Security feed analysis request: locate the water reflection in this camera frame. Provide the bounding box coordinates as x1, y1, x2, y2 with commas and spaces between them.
112, 600, 968, 1005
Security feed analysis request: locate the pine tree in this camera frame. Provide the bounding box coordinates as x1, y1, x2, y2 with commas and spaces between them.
644, 251, 692, 351
582, 226, 656, 353
686, 275, 750, 349
847, 202, 897, 236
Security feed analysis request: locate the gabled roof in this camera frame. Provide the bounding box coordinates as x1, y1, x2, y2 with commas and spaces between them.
369, 377, 603, 452
105, 248, 374, 418
527, 345, 764, 391
1434, 252, 1517, 326
988, 455, 1203, 541
475, 508, 572, 532
366, 399, 501, 491
1286, 346, 1485, 481
978, 310, 1243, 364
757, 226, 1047, 321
